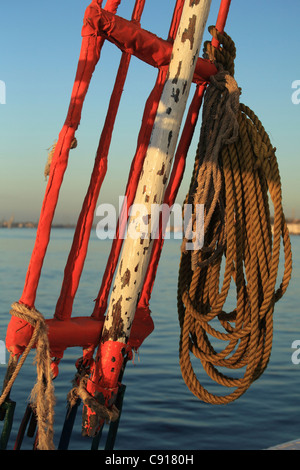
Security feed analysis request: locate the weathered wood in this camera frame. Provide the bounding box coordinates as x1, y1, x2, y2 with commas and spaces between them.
102, 0, 212, 345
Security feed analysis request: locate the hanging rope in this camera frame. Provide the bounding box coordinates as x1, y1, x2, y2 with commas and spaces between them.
0, 302, 56, 449
177, 27, 292, 405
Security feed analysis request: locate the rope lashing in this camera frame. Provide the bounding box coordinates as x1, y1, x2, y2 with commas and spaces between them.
177, 27, 292, 405
67, 370, 119, 430
44, 138, 77, 180
0, 302, 56, 450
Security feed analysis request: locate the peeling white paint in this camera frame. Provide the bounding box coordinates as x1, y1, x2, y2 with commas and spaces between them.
102, 0, 212, 343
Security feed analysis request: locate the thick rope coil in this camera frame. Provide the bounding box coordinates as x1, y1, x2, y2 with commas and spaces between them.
67, 371, 119, 426
0, 302, 56, 450
177, 27, 292, 405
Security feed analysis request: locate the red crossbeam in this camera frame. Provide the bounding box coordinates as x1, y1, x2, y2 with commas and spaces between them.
82, 8, 217, 83
6, 309, 153, 359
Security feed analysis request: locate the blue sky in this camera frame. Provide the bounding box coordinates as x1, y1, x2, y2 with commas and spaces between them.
1, 0, 299, 224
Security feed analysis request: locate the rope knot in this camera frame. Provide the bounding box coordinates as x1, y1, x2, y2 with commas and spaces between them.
6, 302, 56, 450
67, 370, 120, 437
10, 301, 46, 335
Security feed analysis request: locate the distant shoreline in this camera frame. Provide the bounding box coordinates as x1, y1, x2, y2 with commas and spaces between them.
1, 220, 300, 235
0, 222, 77, 229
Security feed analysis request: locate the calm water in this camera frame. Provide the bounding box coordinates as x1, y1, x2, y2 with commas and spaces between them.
0, 228, 299, 451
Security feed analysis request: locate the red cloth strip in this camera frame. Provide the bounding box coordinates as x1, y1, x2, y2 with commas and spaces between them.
212, 0, 232, 48
83, 7, 217, 84
19, 0, 123, 310
6, 311, 152, 359
19, 34, 100, 309
54, 0, 146, 321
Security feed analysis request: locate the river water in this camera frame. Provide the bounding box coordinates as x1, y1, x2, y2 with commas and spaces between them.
0, 228, 299, 450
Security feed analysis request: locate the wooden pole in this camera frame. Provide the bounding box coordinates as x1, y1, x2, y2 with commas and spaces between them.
84, 0, 212, 437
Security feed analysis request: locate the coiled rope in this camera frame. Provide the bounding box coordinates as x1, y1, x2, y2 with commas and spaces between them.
178, 27, 292, 405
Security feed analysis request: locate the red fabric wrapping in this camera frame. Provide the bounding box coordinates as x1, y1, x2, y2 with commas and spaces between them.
54, 0, 146, 321
83, 8, 171, 69
5, 311, 151, 358
54, 52, 132, 321
7, 34, 101, 350
20, 34, 100, 310
83, 7, 217, 83
18, 0, 122, 311
5, 317, 104, 358
168, 0, 185, 41
211, 0, 231, 48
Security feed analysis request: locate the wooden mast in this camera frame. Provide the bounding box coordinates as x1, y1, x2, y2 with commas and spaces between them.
102, 0, 212, 347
